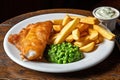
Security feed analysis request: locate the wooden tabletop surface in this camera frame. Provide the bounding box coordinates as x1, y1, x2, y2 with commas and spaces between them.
0, 9, 120, 80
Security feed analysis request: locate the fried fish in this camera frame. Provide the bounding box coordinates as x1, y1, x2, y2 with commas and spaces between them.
8, 21, 53, 61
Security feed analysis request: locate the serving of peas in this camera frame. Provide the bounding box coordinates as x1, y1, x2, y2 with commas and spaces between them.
47, 42, 84, 64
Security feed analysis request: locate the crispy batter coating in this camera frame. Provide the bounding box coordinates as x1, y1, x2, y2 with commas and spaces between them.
8, 21, 53, 60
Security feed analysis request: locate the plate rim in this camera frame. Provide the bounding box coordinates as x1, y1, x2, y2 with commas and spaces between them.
3, 13, 115, 73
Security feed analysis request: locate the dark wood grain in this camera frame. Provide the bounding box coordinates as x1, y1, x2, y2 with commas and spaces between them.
0, 9, 120, 80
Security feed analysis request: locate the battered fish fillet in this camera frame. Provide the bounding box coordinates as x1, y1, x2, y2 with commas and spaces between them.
8, 21, 53, 60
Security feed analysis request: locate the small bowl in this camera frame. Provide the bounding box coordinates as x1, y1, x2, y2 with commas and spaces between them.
92, 6, 120, 31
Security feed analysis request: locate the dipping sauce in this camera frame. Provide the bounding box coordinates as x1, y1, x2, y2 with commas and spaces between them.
93, 7, 119, 20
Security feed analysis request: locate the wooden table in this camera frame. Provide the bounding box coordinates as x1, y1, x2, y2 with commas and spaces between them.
0, 9, 120, 80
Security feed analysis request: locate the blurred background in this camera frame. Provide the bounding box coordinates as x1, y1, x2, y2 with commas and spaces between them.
0, 0, 120, 23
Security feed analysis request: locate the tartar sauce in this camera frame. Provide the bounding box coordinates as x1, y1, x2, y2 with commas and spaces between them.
95, 7, 118, 19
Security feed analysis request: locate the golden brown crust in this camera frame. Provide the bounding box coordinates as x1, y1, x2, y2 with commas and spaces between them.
8, 21, 53, 60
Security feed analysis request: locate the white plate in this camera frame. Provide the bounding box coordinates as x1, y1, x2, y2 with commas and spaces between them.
3, 13, 115, 73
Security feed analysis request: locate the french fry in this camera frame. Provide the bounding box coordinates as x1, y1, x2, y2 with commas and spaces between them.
71, 16, 84, 19
65, 34, 74, 43
72, 29, 80, 40
94, 34, 104, 44
93, 25, 115, 40
78, 35, 89, 42
49, 14, 115, 53
52, 19, 63, 25
88, 28, 98, 40
54, 18, 80, 44
80, 42, 95, 52
53, 25, 63, 32
76, 23, 89, 32
74, 41, 84, 47
80, 17, 100, 25
62, 15, 72, 26
76, 36, 91, 47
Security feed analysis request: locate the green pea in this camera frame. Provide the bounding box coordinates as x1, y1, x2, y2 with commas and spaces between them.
47, 42, 84, 64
